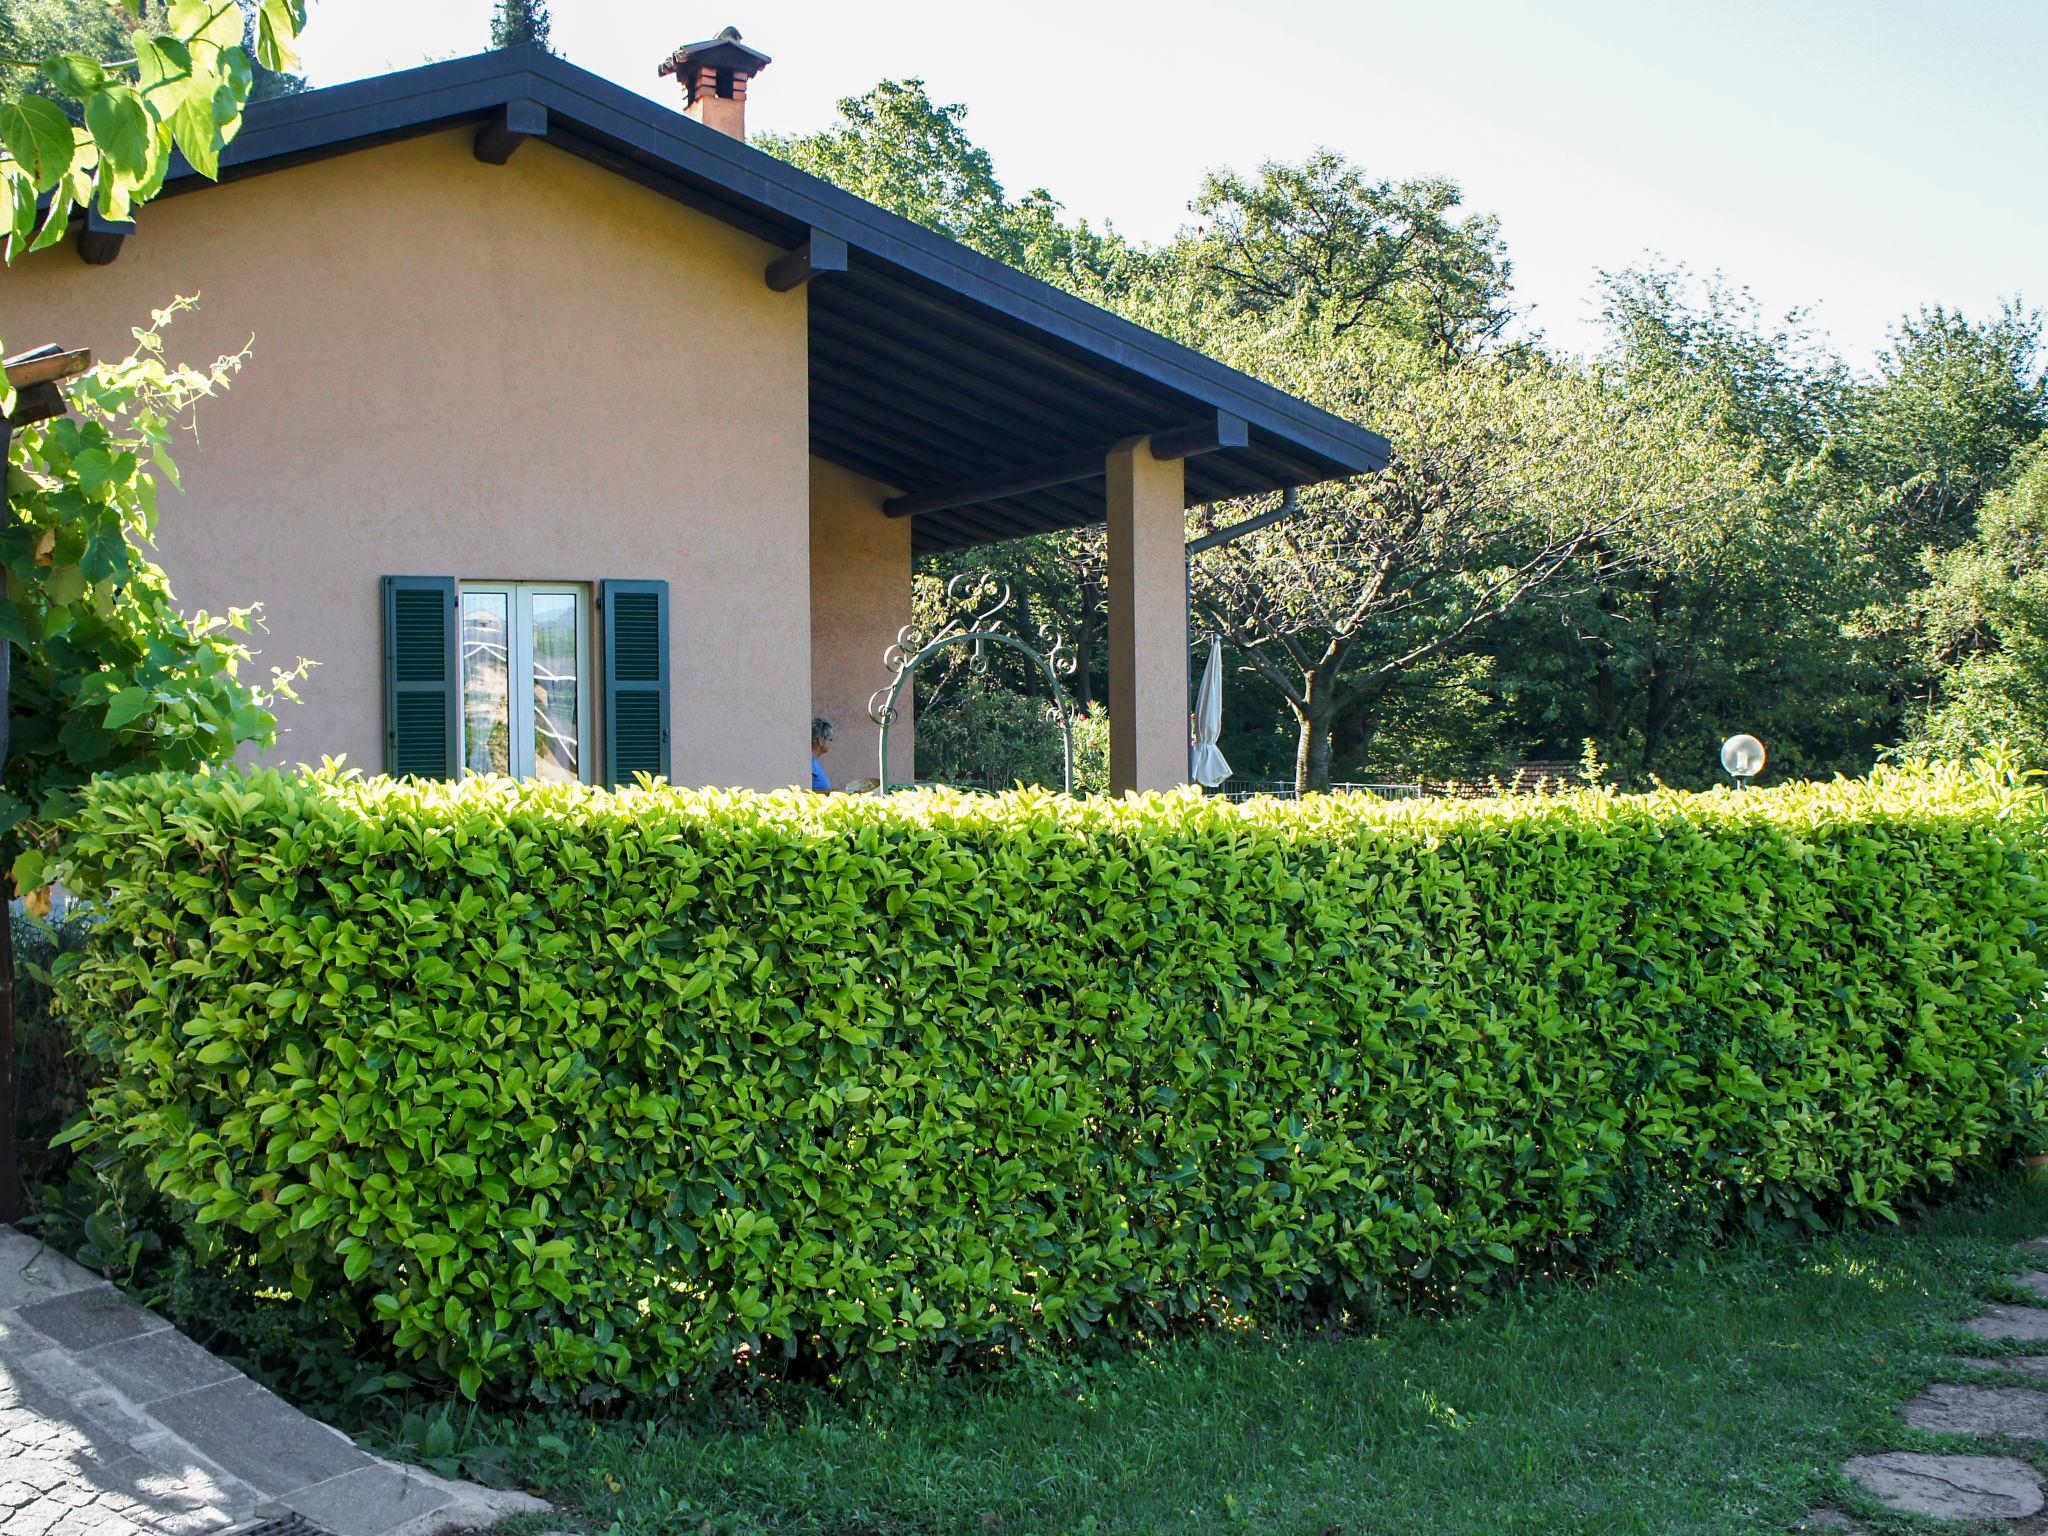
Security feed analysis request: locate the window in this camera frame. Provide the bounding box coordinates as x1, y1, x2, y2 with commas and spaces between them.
383, 575, 667, 785
458, 582, 590, 782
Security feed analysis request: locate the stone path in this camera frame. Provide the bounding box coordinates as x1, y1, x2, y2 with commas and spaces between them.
0, 1227, 545, 1536
1803, 1250, 2048, 1532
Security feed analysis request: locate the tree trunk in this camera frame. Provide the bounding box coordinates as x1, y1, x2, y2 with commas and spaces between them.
1293, 669, 1337, 794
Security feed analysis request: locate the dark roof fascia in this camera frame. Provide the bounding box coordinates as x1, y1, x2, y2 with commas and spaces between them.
182, 47, 1390, 477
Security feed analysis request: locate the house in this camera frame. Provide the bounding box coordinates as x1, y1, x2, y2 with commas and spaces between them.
0, 31, 1387, 796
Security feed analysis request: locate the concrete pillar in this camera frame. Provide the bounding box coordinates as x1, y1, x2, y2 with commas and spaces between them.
1106, 437, 1189, 796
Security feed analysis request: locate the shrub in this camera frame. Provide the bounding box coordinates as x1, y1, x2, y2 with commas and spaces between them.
914, 676, 1109, 794
13, 909, 100, 1193
53, 762, 2048, 1400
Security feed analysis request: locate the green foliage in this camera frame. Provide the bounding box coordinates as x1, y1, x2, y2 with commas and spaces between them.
1906, 446, 2048, 767
759, 79, 1135, 299
1182, 151, 1514, 361
1189, 330, 1747, 790
53, 760, 2048, 1402
1844, 301, 2047, 564
0, 0, 306, 330
913, 674, 1108, 794
0, 299, 297, 887
10, 905, 95, 1187
487, 0, 549, 52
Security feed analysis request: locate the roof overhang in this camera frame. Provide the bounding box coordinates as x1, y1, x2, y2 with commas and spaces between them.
142, 47, 1391, 554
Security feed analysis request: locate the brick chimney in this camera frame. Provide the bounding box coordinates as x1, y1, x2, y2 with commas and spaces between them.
659, 26, 771, 140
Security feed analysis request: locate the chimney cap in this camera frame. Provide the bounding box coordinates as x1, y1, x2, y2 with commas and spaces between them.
658, 25, 772, 81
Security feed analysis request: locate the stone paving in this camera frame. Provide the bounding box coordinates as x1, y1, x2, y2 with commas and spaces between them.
0, 1228, 545, 1536
1803, 1248, 2048, 1531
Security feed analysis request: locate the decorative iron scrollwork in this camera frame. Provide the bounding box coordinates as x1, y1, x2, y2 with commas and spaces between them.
868, 569, 1076, 794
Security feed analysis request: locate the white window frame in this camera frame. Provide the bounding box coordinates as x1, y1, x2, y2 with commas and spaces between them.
459, 581, 593, 784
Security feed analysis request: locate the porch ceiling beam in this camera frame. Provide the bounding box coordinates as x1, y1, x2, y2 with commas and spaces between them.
883, 445, 1105, 520
810, 372, 1111, 527
474, 99, 548, 164
881, 418, 1244, 521
765, 229, 847, 292
76, 209, 131, 266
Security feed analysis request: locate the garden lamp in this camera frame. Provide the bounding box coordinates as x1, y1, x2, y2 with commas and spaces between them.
1720, 733, 1766, 788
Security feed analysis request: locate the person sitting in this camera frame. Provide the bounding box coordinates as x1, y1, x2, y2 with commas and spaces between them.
810, 717, 834, 792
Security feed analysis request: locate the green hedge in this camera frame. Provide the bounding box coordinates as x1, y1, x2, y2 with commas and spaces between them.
54, 764, 2048, 1399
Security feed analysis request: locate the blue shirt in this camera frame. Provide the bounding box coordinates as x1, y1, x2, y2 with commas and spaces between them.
811, 755, 830, 792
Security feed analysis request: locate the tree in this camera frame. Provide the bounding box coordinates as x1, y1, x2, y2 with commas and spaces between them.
488, 0, 550, 52
1179, 151, 1515, 363
1596, 264, 1851, 474
1490, 267, 1881, 784
1190, 333, 1742, 791
1843, 301, 2047, 565
1905, 445, 2048, 766
760, 79, 1135, 299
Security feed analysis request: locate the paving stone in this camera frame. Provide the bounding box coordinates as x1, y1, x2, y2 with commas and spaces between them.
124, 1428, 266, 1514
81, 1327, 241, 1408
1, 1220, 536, 1536
75, 1454, 236, 1536
1963, 1302, 2048, 1341
281, 1465, 452, 1536
0, 1315, 56, 1366
1943, 1352, 2048, 1378
2014, 1270, 2048, 1302
1794, 1511, 1870, 1533
1841, 1452, 2045, 1519
2020, 1234, 2048, 1254
17, 1289, 171, 1354
150, 1378, 375, 1498
1901, 1382, 2048, 1436
0, 1231, 109, 1314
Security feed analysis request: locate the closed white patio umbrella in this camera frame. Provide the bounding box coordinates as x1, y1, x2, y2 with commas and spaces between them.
1190, 635, 1233, 788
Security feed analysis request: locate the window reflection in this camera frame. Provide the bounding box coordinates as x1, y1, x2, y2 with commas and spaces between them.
532, 592, 580, 781
461, 591, 511, 776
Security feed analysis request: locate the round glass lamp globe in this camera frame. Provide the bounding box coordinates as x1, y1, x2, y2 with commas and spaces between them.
1720, 734, 1766, 779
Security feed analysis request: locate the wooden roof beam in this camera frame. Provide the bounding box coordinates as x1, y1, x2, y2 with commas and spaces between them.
766, 229, 847, 292
76, 209, 131, 266
474, 99, 548, 164
1150, 410, 1248, 460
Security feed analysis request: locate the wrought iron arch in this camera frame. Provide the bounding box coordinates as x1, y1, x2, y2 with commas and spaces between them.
867, 573, 1076, 795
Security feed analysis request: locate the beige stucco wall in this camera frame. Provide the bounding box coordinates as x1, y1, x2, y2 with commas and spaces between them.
809, 458, 913, 788
0, 129, 815, 791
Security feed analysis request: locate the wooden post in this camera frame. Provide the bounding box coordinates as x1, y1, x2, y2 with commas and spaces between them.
1106, 437, 1189, 796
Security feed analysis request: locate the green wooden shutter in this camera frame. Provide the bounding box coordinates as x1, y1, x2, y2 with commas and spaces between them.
600, 579, 670, 784
382, 575, 461, 779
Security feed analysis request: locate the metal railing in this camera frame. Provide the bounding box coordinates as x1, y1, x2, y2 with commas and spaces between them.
1216, 781, 1425, 803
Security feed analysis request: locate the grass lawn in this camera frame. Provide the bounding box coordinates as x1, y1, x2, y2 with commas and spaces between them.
475, 1177, 2048, 1536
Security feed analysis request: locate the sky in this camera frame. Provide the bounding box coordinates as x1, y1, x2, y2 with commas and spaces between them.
296, 0, 2047, 366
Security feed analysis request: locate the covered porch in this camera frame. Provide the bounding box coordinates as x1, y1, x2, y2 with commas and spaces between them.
779, 212, 1389, 795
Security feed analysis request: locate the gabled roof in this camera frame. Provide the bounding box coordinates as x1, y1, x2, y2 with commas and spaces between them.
158, 46, 1389, 553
